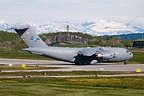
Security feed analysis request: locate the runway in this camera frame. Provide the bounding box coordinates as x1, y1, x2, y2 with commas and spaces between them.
0, 58, 144, 72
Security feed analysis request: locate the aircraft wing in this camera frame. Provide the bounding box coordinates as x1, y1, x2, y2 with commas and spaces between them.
78, 47, 109, 56
78, 47, 114, 59
78, 48, 101, 56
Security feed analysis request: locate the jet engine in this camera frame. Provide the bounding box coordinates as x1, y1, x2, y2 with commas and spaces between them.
96, 53, 114, 59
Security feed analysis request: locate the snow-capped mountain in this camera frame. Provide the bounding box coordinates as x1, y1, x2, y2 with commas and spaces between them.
83, 19, 135, 35
0, 19, 144, 36
0, 20, 9, 31
39, 21, 94, 35
12, 21, 94, 35
126, 22, 144, 33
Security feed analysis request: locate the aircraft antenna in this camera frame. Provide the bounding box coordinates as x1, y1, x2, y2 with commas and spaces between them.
66, 25, 69, 32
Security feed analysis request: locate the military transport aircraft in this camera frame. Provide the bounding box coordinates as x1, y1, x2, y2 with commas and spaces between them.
12, 24, 133, 65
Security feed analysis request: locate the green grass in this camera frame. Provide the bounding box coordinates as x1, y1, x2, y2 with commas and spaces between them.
0, 71, 144, 96
129, 51, 144, 64
0, 83, 144, 96
0, 51, 52, 60
0, 66, 66, 70
0, 76, 144, 96
0, 71, 139, 76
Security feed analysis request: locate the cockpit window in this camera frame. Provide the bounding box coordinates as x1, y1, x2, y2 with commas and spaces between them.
126, 50, 130, 53
126, 50, 132, 55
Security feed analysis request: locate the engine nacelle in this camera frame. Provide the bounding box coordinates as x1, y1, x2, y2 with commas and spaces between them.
97, 53, 114, 59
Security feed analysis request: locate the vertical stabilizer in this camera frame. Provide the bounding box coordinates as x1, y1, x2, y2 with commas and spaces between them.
13, 24, 46, 47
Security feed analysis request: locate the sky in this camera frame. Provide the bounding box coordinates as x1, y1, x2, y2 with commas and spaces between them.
0, 0, 144, 24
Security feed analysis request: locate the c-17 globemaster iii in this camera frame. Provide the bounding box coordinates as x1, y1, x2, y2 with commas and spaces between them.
12, 24, 133, 65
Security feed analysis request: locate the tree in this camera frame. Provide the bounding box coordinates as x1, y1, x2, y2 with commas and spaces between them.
123, 40, 133, 47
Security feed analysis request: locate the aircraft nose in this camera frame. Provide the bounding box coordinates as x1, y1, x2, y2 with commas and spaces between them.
130, 52, 133, 58
126, 50, 133, 59
128, 52, 133, 59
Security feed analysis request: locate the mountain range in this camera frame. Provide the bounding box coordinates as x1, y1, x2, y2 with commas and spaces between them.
0, 19, 144, 37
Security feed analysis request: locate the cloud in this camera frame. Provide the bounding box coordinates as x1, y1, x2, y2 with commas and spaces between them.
0, 0, 10, 3
119, 0, 144, 7
36, 0, 80, 3
36, 0, 93, 5
0, 0, 144, 23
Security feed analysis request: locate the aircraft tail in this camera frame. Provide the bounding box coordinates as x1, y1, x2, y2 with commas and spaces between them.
13, 24, 46, 47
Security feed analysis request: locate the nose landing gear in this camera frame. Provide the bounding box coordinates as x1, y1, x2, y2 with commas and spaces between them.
124, 60, 128, 65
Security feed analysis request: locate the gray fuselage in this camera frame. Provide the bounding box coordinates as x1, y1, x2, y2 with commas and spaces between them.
23, 46, 133, 64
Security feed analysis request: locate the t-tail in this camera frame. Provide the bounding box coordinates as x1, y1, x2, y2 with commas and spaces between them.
13, 24, 46, 47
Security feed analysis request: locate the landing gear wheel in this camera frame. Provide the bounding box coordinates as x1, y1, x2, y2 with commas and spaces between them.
81, 63, 86, 65
75, 63, 80, 65
124, 61, 127, 65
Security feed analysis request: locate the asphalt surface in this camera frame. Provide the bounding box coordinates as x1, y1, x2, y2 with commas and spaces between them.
0, 58, 144, 72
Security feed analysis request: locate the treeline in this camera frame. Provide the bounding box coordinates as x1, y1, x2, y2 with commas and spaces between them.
40, 32, 132, 47
88, 36, 132, 47
0, 31, 133, 52
0, 31, 27, 52
39, 32, 93, 41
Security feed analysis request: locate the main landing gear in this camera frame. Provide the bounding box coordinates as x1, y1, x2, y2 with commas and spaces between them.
75, 63, 90, 65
